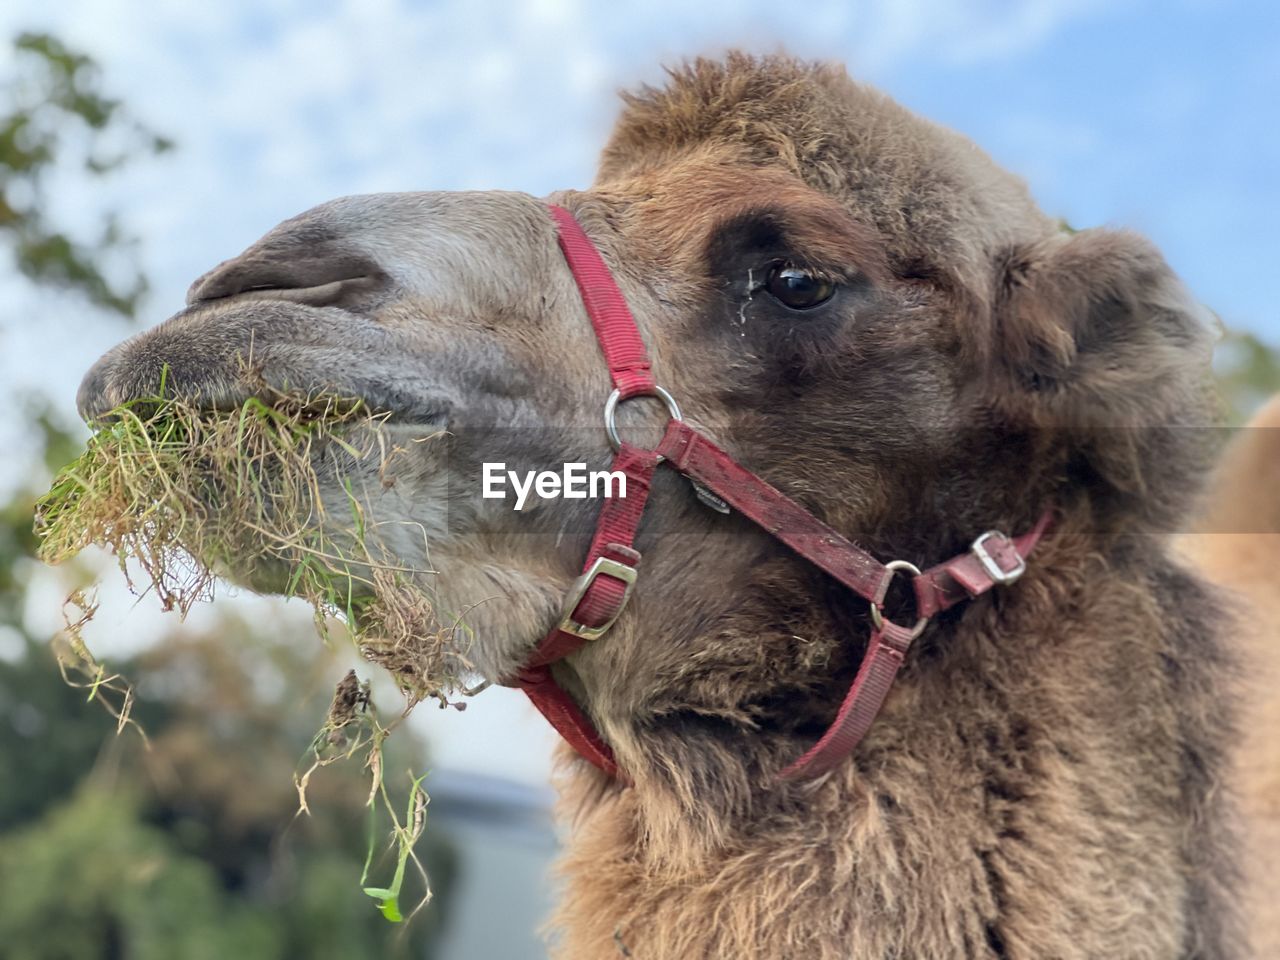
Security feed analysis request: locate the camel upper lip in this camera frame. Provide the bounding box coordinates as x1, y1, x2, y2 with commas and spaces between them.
82, 371, 449, 425
75, 239, 402, 422
76, 335, 452, 426
75, 283, 448, 425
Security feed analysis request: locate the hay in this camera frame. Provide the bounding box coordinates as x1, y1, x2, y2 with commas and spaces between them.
34, 386, 461, 703
34, 385, 461, 922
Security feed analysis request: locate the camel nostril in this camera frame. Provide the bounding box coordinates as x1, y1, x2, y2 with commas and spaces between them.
186, 250, 385, 307
207, 274, 383, 308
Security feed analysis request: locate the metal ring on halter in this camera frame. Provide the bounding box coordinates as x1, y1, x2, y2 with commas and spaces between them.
869, 559, 930, 639
604, 386, 682, 453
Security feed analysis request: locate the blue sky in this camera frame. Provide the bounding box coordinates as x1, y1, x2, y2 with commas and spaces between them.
2, 0, 1277, 782
2, 0, 1276, 351
879, 2, 1279, 339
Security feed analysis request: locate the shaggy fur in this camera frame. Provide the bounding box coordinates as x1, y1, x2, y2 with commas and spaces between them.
549, 56, 1241, 959
75, 54, 1254, 958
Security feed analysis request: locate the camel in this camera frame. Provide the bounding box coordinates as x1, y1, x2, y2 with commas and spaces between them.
74, 54, 1268, 957
1177, 395, 1280, 959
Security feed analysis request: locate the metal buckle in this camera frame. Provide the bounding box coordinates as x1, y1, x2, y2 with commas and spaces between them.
556, 556, 638, 641
971, 531, 1026, 585
869, 559, 930, 640
604, 386, 681, 456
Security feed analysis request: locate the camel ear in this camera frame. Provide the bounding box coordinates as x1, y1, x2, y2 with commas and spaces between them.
992, 229, 1217, 528
995, 229, 1215, 410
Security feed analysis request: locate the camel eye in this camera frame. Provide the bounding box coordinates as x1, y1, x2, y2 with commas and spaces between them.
764, 264, 835, 309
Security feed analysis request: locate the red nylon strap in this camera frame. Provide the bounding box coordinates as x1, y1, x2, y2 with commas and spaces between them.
776, 621, 917, 780
509, 206, 664, 781
547, 204, 655, 399
654, 420, 894, 606
519, 664, 621, 779
915, 510, 1053, 618
518, 202, 1050, 784
524, 443, 659, 670
772, 514, 1049, 781
511, 445, 657, 779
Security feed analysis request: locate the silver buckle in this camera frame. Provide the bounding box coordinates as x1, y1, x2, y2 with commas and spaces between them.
971, 531, 1026, 585
556, 556, 638, 641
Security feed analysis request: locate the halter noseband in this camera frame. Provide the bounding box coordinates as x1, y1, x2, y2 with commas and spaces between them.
506, 203, 1050, 782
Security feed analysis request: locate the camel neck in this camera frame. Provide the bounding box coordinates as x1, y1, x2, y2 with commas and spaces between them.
548, 551, 1242, 958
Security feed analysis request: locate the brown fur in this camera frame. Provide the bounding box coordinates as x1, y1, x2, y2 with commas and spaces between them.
75, 53, 1255, 957
553, 55, 1242, 959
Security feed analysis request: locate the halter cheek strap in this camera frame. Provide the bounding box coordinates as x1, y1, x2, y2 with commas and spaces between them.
507, 203, 1050, 783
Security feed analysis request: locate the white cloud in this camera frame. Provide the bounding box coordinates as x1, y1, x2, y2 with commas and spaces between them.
902, 0, 1116, 67
0, 0, 1122, 315
0, 0, 1153, 494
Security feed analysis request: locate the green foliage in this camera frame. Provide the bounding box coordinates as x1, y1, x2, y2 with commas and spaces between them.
0, 787, 280, 960
0, 773, 456, 960
362, 773, 430, 922
1, 32, 172, 318
0, 541, 457, 958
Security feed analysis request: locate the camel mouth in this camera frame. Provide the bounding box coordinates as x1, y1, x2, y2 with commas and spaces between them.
78, 374, 450, 434
38, 382, 463, 702
178, 387, 450, 432
76, 326, 453, 430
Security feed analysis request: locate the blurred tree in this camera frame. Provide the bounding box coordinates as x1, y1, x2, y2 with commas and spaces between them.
0, 594, 456, 959
0, 408, 107, 833
0, 785, 281, 960
1214, 328, 1280, 426
0, 604, 456, 959
1, 31, 172, 319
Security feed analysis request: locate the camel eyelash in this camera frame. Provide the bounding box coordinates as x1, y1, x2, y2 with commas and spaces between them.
739, 261, 841, 316
744, 260, 837, 291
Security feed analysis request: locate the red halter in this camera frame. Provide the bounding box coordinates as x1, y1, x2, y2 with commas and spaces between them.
508, 204, 1050, 782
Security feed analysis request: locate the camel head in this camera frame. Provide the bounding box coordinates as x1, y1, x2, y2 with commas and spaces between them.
77, 54, 1216, 791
